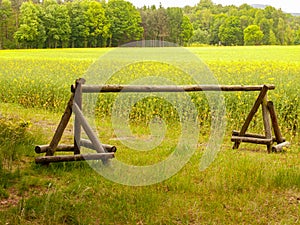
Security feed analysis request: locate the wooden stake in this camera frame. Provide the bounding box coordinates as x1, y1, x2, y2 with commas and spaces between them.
72, 103, 105, 153
74, 78, 85, 154
46, 94, 74, 156
267, 101, 285, 144
233, 85, 269, 149
261, 94, 272, 153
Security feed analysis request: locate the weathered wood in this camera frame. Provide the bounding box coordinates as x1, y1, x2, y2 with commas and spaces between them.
72, 103, 105, 153
233, 85, 269, 149
35, 145, 74, 154
231, 136, 273, 145
272, 142, 291, 152
80, 139, 117, 153
267, 101, 285, 144
35, 143, 117, 154
35, 153, 114, 164
232, 130, 285, 142
74, 78, 86, 155
82, 84, 275, 93
46, 94, 74, 156
262, 94, 272, 153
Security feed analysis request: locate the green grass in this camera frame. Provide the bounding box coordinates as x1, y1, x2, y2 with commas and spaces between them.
0, 46, 299, 224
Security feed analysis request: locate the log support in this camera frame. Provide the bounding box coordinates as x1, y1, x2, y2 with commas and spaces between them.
231, 87, 289, 153
35, 78, 116, 165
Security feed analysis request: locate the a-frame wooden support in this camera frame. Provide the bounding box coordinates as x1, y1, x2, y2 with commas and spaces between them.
35, 78, 116, 164
231, 85, 290, 153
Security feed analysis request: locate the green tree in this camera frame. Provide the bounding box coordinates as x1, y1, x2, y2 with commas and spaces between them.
180, 15, 193, 45
244, 25, 264, 45
67, 0, 89, 48
294, 28, 300, 45
253, 10, 264, 25
0, 0, 12, 49
140, 6, 169, 44
190, 28, 209, 44
42, 0, 71, 48
219, 16, 243, 45
139, 6, 154, 40
197, 0, 214, 10
106, 0, 143, 47
284, 25, 294, 45
209, 14, 226, 45
277, 17, 286, 44
259, 18, 273, 45
269, 29, 277, 45
154, 6, 169, 43
166, 7, 183, 44
85, 0, 110, 47
14, 1, 46, 48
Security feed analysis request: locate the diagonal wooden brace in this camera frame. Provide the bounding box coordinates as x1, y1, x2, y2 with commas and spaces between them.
46, 93, 74, 156
233, 85, 269, 149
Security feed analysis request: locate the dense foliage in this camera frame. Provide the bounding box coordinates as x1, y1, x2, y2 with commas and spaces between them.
0, 0, 300, 48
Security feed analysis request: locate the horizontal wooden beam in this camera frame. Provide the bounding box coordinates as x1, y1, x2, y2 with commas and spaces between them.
231, 136, 273, 145
81, 84, 275, 93
80, 139, 117, 153
232, 130, 285, 143
35, 143, 117, 154
35, 153, 114, 164
35, 145, 74, 154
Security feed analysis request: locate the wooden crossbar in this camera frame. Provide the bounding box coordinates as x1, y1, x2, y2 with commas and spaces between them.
80, 84, 275, 93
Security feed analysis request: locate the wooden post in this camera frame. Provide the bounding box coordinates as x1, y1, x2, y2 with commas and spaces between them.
233, 85, 269, 149
74, 78, 85, 155
267, 101, 285, 144
46, 94, 74, 156
262, 94, 272, 153
72, 103, 105, 153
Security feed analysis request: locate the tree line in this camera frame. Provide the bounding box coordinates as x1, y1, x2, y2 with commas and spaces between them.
0, 0, 300, 49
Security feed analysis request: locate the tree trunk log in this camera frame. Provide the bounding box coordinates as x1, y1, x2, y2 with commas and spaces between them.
232, 130, 284, 142
35, 153, 114, 164
231, 136, 273, 145
80, 139, 117, 153
46, 94, 74, 156
82, 84, 275, 93
267, 101, 285, 144
72, 103, 105, 153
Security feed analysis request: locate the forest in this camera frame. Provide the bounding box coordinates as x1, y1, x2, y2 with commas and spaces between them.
0, 0, 300, 49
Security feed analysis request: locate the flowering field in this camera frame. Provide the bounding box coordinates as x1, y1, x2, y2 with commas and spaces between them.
0, 46, 299, 138
0, 46, 299, 224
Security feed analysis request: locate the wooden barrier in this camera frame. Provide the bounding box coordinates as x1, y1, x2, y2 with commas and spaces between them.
35, 79, 115, 165
35, 79, 288, 164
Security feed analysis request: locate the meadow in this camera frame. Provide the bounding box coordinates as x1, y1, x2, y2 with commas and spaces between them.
0, 46, 299, 224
